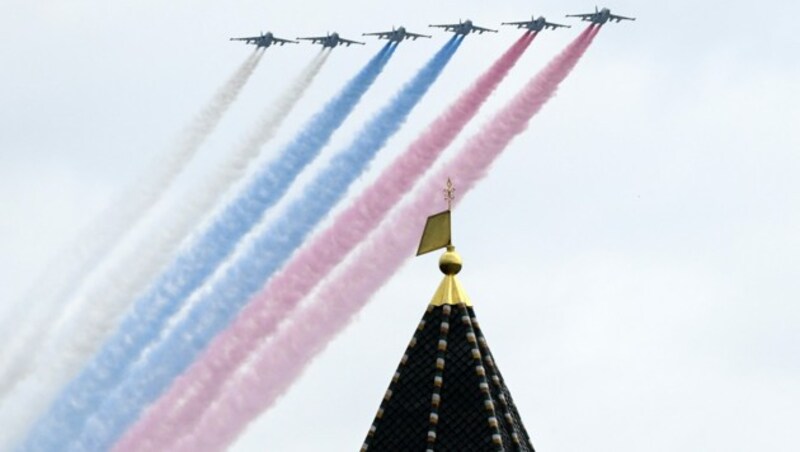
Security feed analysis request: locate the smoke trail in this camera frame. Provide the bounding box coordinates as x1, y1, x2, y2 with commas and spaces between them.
0, 52, 328, 451
175, 26, 599, 452
67, 37, 460, 452
114, 33, 536, 452
0, 50, 264, 401
20, 45, 395, 451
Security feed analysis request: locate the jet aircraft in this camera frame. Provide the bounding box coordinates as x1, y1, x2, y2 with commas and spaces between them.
502, 16, 571, 32
297, 32, 365, 48
230, 32, 298, 48
429, 19, 497, 35
566, 6, 635, 24
363, 26, 431, 42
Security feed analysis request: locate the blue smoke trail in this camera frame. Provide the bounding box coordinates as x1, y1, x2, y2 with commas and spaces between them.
21, 44, 396, 452
70, 36, 461, 452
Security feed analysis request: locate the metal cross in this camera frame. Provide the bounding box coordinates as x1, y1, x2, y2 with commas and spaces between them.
443, 178, 455, 210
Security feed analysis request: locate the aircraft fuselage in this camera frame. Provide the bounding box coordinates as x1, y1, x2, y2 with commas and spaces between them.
527, 17, 548, 31
384, 27, 408, 42
322, 33, 342, 48
593, 8, 612, 24
454, 20, 474, 35
256, 33, 276, 47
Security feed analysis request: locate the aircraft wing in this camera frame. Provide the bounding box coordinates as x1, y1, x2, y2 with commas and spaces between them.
273, 36, 298, 45
500, 21, 530, 29
429, 23, 458, 31
340, 37, 366, 46
565, 13, 595, 20
406, 31, 432, 39
544, 21, 571, 29
609, 13, 636, 22
363, 31, 392, 39
230, 36, 260, 44
297, 36, 326, 44
472, 24, 498, 34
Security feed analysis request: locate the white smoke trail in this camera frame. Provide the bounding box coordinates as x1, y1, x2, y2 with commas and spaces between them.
0, 49, 281, 450
0, 50, 264, 398
48, 50, 330, 374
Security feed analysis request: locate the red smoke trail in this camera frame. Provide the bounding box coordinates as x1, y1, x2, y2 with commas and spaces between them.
171, 26, 597, 452
114, 33, 535, 452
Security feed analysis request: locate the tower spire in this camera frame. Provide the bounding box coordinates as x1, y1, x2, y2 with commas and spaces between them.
360, 179, 534, 450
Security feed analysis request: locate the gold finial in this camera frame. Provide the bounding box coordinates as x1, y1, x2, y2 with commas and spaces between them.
438, 245, 462, 275
443, 178, 455, 211
416, 178, 471, 306
429, 244, 470, 306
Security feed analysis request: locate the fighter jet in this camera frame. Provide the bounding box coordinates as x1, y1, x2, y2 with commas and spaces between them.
297, 32, 365, 48
362, 26, 431, 43
502, 16, 571, 32
429, 19, 498, 35
566, 6, 635, 24
230, 32, 298, 48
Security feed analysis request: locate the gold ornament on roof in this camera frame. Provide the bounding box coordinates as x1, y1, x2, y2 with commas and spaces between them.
416, 179, 471, 306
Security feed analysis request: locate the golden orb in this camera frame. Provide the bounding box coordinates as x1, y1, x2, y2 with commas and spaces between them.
438, 245, 463, 275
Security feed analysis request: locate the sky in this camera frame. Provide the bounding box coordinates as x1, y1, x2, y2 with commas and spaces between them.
1, 0, 799, 450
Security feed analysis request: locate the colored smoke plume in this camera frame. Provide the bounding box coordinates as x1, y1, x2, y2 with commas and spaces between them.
21, 45, 394, 452
175, 26, 598, 452
115, 32, 535, 452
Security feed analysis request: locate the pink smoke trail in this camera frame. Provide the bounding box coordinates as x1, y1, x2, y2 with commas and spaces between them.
113, 33, 536, 452
171, 26, 598, 452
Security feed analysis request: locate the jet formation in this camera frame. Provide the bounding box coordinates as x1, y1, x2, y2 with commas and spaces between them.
230, 7, 634, 49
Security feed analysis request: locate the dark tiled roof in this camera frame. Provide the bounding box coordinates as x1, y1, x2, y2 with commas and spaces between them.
361, 302, 534, 451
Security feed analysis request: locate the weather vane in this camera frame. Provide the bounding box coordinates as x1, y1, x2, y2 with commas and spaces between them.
443, 178, 455, 211
417, 178, 456, 256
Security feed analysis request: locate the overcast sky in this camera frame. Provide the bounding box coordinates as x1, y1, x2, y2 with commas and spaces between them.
2, 0, 799, 450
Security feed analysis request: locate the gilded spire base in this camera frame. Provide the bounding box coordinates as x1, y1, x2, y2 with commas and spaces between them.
429, 274, 472, 307
429, 245, 471, 306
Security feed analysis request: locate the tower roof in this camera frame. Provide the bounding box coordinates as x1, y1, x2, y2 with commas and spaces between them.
361, 209, 534, 451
